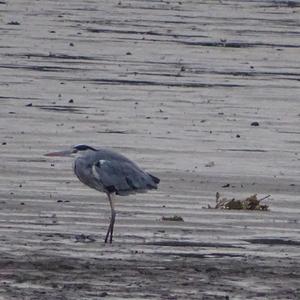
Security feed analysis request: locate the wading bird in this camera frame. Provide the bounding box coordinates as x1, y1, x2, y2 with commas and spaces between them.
45, 144, 160, 243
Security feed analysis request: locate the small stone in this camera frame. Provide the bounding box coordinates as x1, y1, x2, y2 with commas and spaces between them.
222, 183, 230, 188
69, 42, 74, 46
236, 134, 240, 138
7, 21, 20, 25
68, 99, 74, 103
25, 103, 33, 107
251, 121, 259, 126
205, 161, 215, 167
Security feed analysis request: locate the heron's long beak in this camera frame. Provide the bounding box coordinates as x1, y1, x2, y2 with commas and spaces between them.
44, 150, 72, 157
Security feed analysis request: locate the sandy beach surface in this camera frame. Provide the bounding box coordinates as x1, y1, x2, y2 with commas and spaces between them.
0, 0, 300, 299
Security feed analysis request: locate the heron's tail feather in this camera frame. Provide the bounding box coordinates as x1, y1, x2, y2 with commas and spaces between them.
147, 173, 160, 184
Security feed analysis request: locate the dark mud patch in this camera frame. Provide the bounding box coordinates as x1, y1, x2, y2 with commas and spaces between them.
86, 27, 208, 39
179, 40, 300, 49
0, 250, 299, 300
218, 148, 268, 153
5, 52, 100, 61
0, 96, 43, 101
34, 105, 85, 113
245, 238, 300, 246
96, 130, 134, 134
78, 78, 243, 88
156, 252, 244, 259
17, 158, 47, 163
147, 241, 243, 248
0, 64, 80, 72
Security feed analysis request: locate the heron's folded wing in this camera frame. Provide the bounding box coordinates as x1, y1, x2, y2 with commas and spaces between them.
92, 159, 158, 194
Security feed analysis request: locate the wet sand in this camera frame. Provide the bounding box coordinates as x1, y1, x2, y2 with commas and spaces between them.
0, 0, 300, 299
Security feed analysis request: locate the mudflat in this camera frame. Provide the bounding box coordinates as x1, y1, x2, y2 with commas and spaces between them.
0, 1, 299, 299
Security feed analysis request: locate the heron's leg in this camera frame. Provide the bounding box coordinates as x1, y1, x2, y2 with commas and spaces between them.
104, 193, 116, 243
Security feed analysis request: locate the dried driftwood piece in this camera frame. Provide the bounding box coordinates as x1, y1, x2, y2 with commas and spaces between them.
208, 193, 270, 211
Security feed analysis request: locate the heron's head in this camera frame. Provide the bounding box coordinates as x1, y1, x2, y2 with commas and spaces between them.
45, 144, 97, 157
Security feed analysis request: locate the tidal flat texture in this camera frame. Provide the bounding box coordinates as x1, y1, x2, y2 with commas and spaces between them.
0, 0, 300, 299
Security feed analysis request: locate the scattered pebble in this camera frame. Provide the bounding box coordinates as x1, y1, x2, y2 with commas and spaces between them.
57, 199, 70, 203
7, 21, 20, 25
99, 292, 108, 297
68, 99, 74, 103
25, 103, 33, 107
251, 121, 259, 126
75, 234, 96, 243
222, 183, 230, 188
205, 161, 215, 167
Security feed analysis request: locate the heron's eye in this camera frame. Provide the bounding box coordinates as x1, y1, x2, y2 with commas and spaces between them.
72, 149, 78, 153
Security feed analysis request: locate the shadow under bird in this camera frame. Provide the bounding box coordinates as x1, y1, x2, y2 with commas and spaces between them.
45, 144, 160, 243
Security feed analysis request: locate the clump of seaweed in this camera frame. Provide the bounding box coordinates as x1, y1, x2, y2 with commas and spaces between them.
162, 215, 184, 222
208, 192, 270, 211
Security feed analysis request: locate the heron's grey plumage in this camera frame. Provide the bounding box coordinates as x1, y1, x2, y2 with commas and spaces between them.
74, 148, 159, 195
46, 144, 160, 243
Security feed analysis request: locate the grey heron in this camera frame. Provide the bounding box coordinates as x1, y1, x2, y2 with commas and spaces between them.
45, 144, 160, 243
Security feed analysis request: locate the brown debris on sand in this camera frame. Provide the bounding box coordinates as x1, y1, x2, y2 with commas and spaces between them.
162, 215, 184, 222
208, 192, 270, 211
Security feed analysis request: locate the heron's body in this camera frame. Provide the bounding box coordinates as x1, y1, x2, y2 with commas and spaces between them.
74, 148, 159, 196
45, 144, 160, 243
